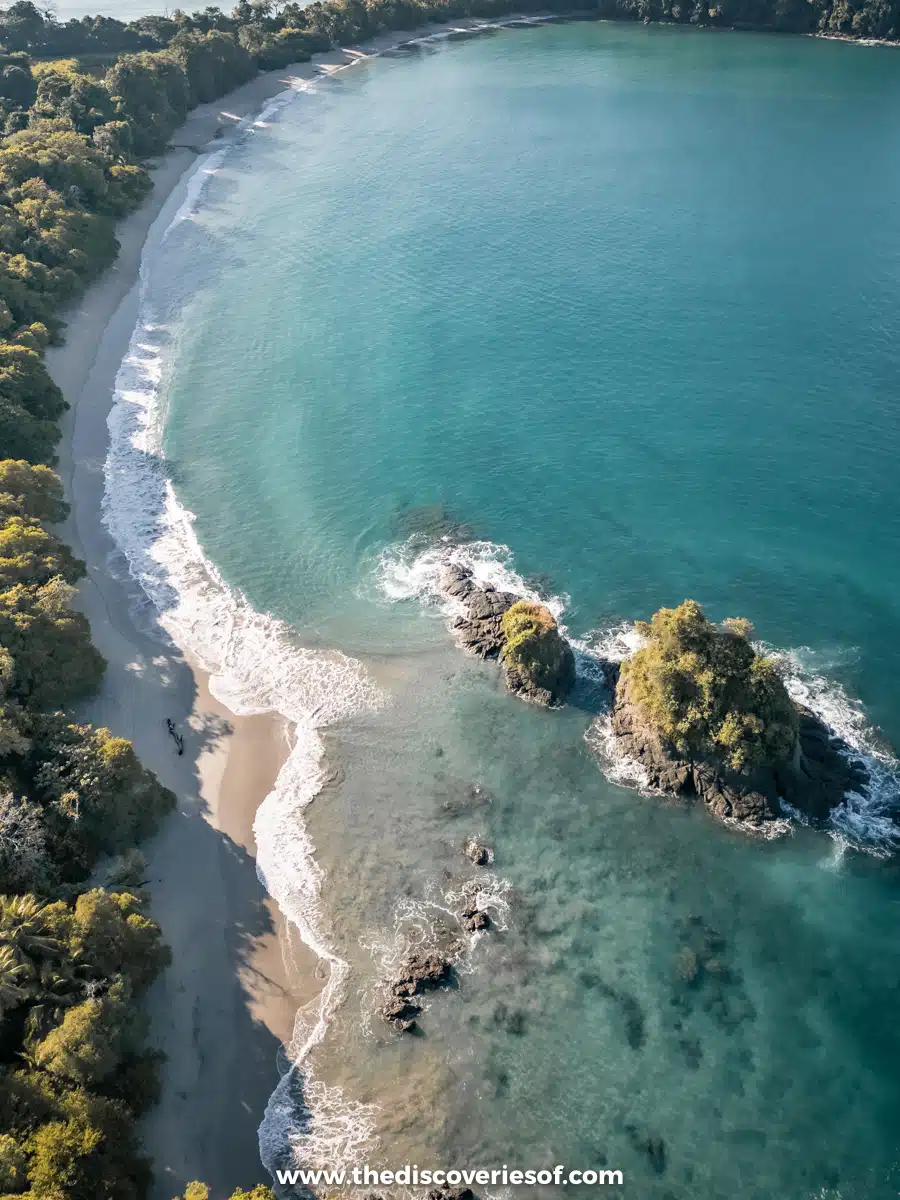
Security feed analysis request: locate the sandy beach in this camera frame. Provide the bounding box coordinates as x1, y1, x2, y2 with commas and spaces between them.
44, 21, 541, 1197
46, 61, 330, 1197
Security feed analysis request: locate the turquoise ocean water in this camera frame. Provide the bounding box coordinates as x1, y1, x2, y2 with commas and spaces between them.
106, 22, 900, 1199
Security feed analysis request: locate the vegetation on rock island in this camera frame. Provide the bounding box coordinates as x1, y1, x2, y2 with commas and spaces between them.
500, 599, 576, 705
620, 599, 798, 772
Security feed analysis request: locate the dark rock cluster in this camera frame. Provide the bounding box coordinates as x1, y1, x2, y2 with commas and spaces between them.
608, 664, 868, 830
439, 564, 575, 706
670, 914, 757, 1033
463, 837, 492, 865
441, 563, 516, 659
460, 888, 491, 933
378, 948, 461, 1034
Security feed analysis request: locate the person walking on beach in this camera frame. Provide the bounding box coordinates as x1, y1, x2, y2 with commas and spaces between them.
165, 718, 185, 755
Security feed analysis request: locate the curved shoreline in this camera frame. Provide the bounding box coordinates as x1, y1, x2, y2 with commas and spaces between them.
46, 67, 326, 1197
46, 16, 559, 1194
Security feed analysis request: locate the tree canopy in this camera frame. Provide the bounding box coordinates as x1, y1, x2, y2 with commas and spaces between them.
621, 599, 799, 772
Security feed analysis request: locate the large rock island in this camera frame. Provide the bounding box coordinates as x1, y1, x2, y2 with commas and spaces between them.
607, 600, 867, 829
440, 564, 575, 706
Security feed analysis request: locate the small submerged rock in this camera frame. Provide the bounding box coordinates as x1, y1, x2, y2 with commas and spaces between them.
463, 837, 492, 865
394, 503, 475, 545
441, 781, 492, 818
625, 1125, 667, 1176
461, 900, 490, 932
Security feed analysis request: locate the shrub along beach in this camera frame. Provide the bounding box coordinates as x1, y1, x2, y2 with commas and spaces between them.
0, 0, 897, 1198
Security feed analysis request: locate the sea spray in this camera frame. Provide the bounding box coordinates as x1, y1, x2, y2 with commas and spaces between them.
778, 647, 900, 853
377, 536, 570, 620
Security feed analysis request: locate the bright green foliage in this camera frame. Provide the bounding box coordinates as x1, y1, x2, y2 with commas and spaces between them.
167, 30, 255, 105
0, 516, 83, 589
90, 119, 133, 162
0, 127, 115, 210
0, 647, 29, 758
0, 579, 104, 709
0, 1131, 27, 1190
0, 894, 61, 971
33, 723, 175, 872
180, 1186, 210, 1200
104, 51, 189, 156
0, 342, 65, 465
500, 599, 575, 697
501, 600, 558, 660
18, 1087, 152, 1200
31, 64, 115, 136
63, 891, 171, 991
621, 600, 798, 772
0, 943, 30, 1017
0, 460, 68, 523
0, 53, 179, 1192
0, 886, 166, 1196
33, 981, 138, 1086
0, 889, 167, 1010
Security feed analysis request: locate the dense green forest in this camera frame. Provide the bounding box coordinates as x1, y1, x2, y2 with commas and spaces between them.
0, 0, 893, 1193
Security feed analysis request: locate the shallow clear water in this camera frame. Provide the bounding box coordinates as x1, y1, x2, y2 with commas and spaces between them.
128, 22, 900, 1199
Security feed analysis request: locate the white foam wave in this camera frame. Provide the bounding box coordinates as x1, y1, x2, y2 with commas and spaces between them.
775, 647, 900, 854
101, 87, 385, 1179
377, 536, 568, 621
444, 874, 513, 937
576, 620, 647, 663
584, 713, 651, 791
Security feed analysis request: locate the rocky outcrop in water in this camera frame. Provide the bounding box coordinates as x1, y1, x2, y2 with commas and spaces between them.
441, 781, 492, 818
463, 837, 492, 865
378, 876, 500, 1033
460, 898, 490, 932
439, 564, 575, 705
394, 503, 475, 544
378, 947, 461, 1034
608, 662, 868, 830
442, 564, 517, 658
500, 599, 576, 705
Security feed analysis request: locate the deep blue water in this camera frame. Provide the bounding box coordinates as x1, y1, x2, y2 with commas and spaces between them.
139, 21, 900, 1198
